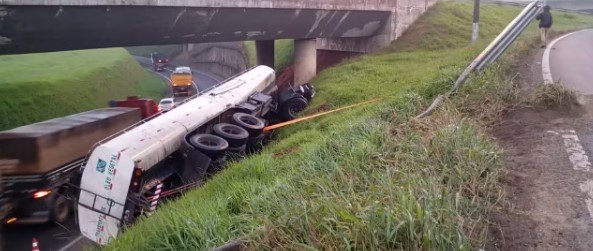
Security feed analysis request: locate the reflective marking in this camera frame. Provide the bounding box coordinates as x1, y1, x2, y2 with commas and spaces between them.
560, 130, 591, 172
552, 129, 593, 222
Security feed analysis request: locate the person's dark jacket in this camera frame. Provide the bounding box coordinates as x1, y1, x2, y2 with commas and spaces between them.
536, 11, 553, 28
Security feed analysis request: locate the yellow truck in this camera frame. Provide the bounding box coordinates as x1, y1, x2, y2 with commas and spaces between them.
170, 66, 194, 96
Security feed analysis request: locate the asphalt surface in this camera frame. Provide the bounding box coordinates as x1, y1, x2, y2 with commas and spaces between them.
134, 56, 222, 103
2, 217, 90, 251
1, 56, 222, 251
548, 29, 593, 94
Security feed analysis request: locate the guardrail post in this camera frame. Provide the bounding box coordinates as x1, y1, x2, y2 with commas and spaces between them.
472, 0, 480, 42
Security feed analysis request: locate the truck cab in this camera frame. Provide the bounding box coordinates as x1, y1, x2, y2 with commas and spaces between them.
149, 52, 169, 72
0, 108, 143, 225
170, 67, 194, 96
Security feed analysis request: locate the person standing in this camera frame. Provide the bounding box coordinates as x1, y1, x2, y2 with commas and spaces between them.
536, 5, 553, 48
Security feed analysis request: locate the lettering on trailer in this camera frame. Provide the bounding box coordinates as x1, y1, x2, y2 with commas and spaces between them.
93, 200, 117, 243
94, 207, 107, 238
102, 154, 120, 191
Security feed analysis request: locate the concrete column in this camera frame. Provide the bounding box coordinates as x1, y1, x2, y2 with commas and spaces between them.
293, 39, 317, 86
255, 40, 275, 69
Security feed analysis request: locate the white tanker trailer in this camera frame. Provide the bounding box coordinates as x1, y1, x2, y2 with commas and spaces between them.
76, 66, 314, 245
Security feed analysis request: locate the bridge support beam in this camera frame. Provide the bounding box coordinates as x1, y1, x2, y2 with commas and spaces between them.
255, 40, 275, 69
294, 39, 317, 86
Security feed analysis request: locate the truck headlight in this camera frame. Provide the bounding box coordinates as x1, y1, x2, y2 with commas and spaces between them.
33, 190, 52, 199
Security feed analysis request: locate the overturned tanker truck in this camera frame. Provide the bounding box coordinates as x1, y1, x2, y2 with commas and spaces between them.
77, 66, 314, 245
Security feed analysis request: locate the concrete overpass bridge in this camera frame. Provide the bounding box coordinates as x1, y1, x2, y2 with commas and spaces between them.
0, 0, 436, 85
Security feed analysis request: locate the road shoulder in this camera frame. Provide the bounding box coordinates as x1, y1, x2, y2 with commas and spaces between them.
487, 34, 593, 250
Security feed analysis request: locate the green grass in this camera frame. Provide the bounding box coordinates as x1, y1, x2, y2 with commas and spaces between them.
0, 48, 167, 130
107, 2, 593, 250
126, 45, 183, 58
529, 82, 580, 108
245, 39, 294, 71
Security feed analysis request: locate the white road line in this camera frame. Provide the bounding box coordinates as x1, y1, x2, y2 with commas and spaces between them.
580, 180, 593, 222
580, 180, 593, 198
561, 131, 592, 172
583, 198, 593, 222
153, 71, 171, 82
547, 130, 560, 135
554, 129, 593, 222
59, 235, 84, 251
542, 32, 577, 84
542, 30, 593, 85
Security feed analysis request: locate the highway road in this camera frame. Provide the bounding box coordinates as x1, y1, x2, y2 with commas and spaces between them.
1, 55, 222, 251
134, 56, 223, 103
545, 29, 593, 93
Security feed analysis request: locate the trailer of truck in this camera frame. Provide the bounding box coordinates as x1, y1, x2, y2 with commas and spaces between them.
77, 66, 314, 245
0, 108, 143, 224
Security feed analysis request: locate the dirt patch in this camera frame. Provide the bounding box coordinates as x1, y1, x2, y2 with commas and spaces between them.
273, 147, 298, 159
487, 46, 593, 250
306, 102, 330, 114
488, 105, 593, 250
275, 50, 361, 90
275, 64, 295, 91
513, 47, 546, 96
316, 50, 361, 72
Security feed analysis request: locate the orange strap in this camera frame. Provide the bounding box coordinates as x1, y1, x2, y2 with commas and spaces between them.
263, 98, 381, 132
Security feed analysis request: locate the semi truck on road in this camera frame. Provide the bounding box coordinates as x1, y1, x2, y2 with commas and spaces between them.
0, 97, 159, 225
77, 66, 314, 245
0, 108, 143, 225
150, 52, 169, 72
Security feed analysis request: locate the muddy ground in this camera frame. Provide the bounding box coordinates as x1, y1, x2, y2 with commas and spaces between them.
487, 47, 593, 250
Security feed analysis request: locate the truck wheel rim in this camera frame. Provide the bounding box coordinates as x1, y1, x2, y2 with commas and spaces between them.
289, 103, 304, 117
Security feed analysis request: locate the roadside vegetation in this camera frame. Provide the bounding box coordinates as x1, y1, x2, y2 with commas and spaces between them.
529, 82, 581, 108
0, 48, 167, 130
245, 39, 294, 71
108, 1, 593, 250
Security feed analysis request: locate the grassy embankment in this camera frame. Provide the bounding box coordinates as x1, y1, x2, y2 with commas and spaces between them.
245, 40, 294, 71
0, 48, 167, 130
107, 2, 593, 250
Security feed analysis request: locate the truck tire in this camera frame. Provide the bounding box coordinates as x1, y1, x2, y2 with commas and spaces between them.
246, 133, 266, 154
189, 134, 229, 157
231, 113, 265, 137
50, 195, 71, 224
226, 144, 247, 160
279, 96, 308, 121
212, 123, 249, 147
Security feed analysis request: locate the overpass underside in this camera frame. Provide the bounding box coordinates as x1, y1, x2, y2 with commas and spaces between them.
0, 1, 436, 86
0, 5, 390, 54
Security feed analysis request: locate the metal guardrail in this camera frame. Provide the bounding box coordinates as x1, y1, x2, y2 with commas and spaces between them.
416, 0, 543, 118
476, 0, 541, 71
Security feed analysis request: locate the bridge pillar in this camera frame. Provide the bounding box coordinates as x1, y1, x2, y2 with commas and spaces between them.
255, 40, 275, 69
294, 39, 317, 86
